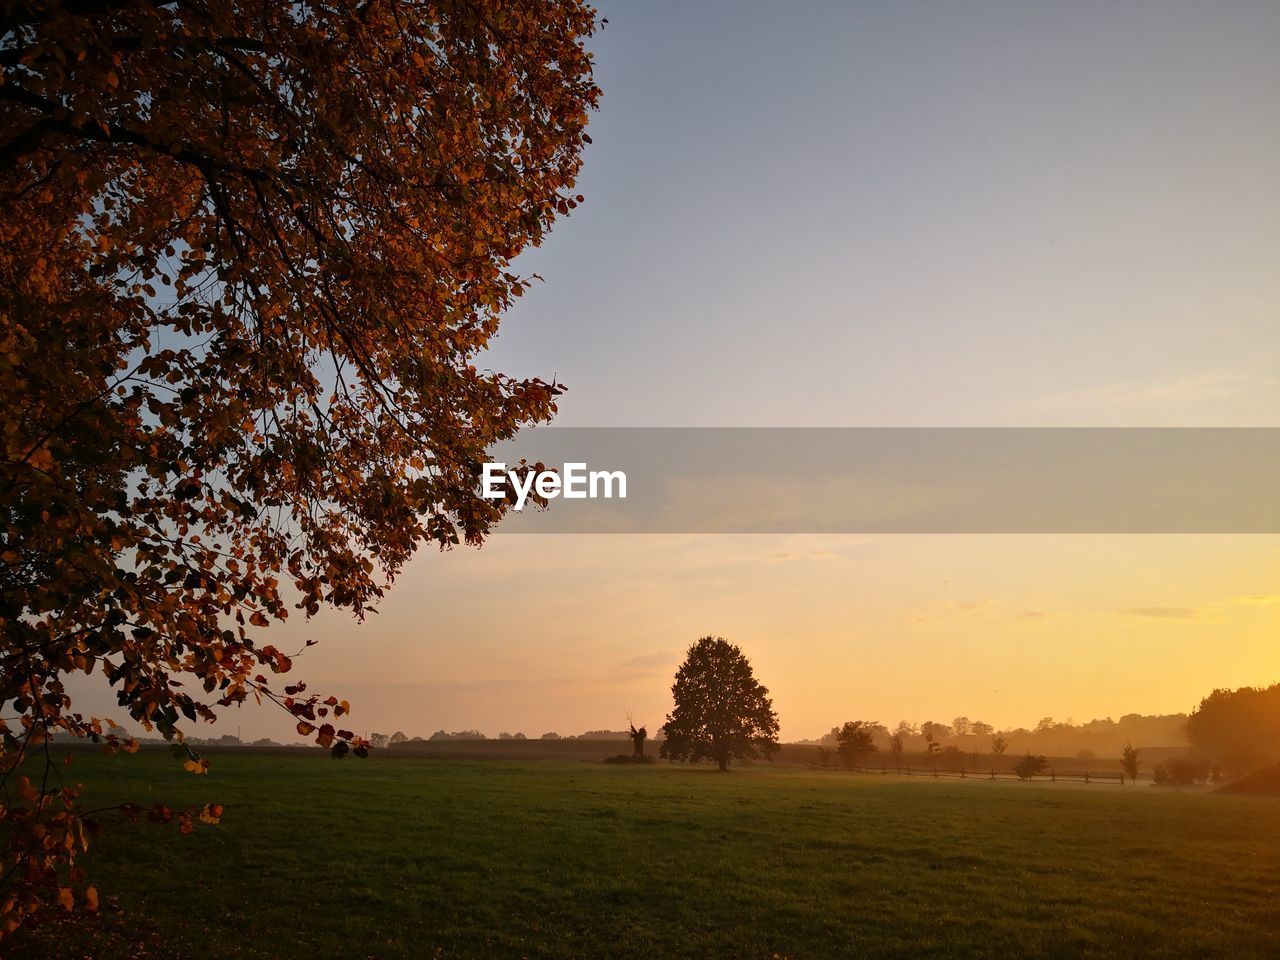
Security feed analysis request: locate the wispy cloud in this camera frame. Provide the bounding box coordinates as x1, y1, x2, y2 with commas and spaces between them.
766, 550, 841, 563
911, 599, 995, 623
618, 650, 678, 672
1120, 606, 1199, 620
1041, 373, 1276, 411
1228, 594, 1280, 606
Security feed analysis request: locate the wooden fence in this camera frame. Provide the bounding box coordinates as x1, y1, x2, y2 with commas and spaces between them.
834, 763, 1129, 785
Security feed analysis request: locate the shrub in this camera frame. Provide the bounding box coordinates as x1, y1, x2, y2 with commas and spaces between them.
1014, 753, 1049, 780
1152, 756, 1211, 787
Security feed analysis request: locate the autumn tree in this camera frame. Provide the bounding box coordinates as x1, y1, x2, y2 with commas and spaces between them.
1120, 743, 1141, 785
0, 0, 599, 935
659, 637, 779, 772
834, 720, 879, 769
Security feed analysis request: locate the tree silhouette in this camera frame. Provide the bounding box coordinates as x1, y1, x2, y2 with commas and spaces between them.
0, 0, 599, 932
659, 637, 779, 772
991, 735, 1008, 757
888, 731, 905, 765
1186, 683, 1280, 775
626, 712, 648, 759
1014, 753, 1048, 780
1120, 743, 1141, 785
835, 721, 879, 769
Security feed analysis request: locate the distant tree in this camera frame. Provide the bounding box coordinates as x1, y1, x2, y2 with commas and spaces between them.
389, 732, 408, 746
1186, 683, 1280, 775
430, 729, 485, 741
970, 721, 994, 738
498, 732, 515, 740
923, 729, 942, 757
1120, 743, 1141, 785
894, 721, 919, 739
513, 733, 527, 741
1037, 717, 1056, 733
1014, 753, 1048, 780
991, 735, 1008, 757
368, 732, 389, 749
921, 721, 952, 742
660, 637, 780, 772
834, 721, 879, 769
888, 732, 905, 765
952, 717, 972, 737
1152, 756, 1210, 787
541, 732, 562, 740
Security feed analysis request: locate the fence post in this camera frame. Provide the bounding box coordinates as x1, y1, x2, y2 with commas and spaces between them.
933, 767, 939, 778
1085, 771, 1090, 784
1050, 768, 1056, 782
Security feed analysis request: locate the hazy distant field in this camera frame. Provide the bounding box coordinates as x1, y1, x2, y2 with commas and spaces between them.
14, 752, 1280, 959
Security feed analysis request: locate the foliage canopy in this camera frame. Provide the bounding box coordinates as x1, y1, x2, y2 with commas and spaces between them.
0, 0, 598, 934
660, 637, 779, 772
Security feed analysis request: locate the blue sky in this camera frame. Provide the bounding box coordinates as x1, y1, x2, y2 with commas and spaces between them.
490, 0, 1279, 427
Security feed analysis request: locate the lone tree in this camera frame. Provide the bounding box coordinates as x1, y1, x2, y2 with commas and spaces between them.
0, 0, 598, 934
1120, 743, 1141, 785
660, 637, 779, 772
835, 721, 879, 769
1014, 752, 1048, 780
991, 735, 1009, 757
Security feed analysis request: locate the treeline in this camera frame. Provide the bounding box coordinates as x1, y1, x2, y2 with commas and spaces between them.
367, 728, 640, 747
801, 713, 1188, 758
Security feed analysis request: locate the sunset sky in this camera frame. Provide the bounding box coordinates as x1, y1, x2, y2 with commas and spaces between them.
78, 0, 1280, 742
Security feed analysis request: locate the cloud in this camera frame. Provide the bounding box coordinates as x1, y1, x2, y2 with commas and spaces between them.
766, 550, 841, 562
1229, 594, 1280, 606
1120, 606, 1199, 620
1015, 610, 1051, 622
911, 599, 995, 624
1040, 373, 1276, 410
618, 650, 678, 672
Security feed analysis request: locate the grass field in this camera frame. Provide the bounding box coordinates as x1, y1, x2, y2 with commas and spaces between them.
12, 750, 1280, 959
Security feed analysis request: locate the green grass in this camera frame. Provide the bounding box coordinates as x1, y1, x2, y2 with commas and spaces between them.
12, 751, 1280, 958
